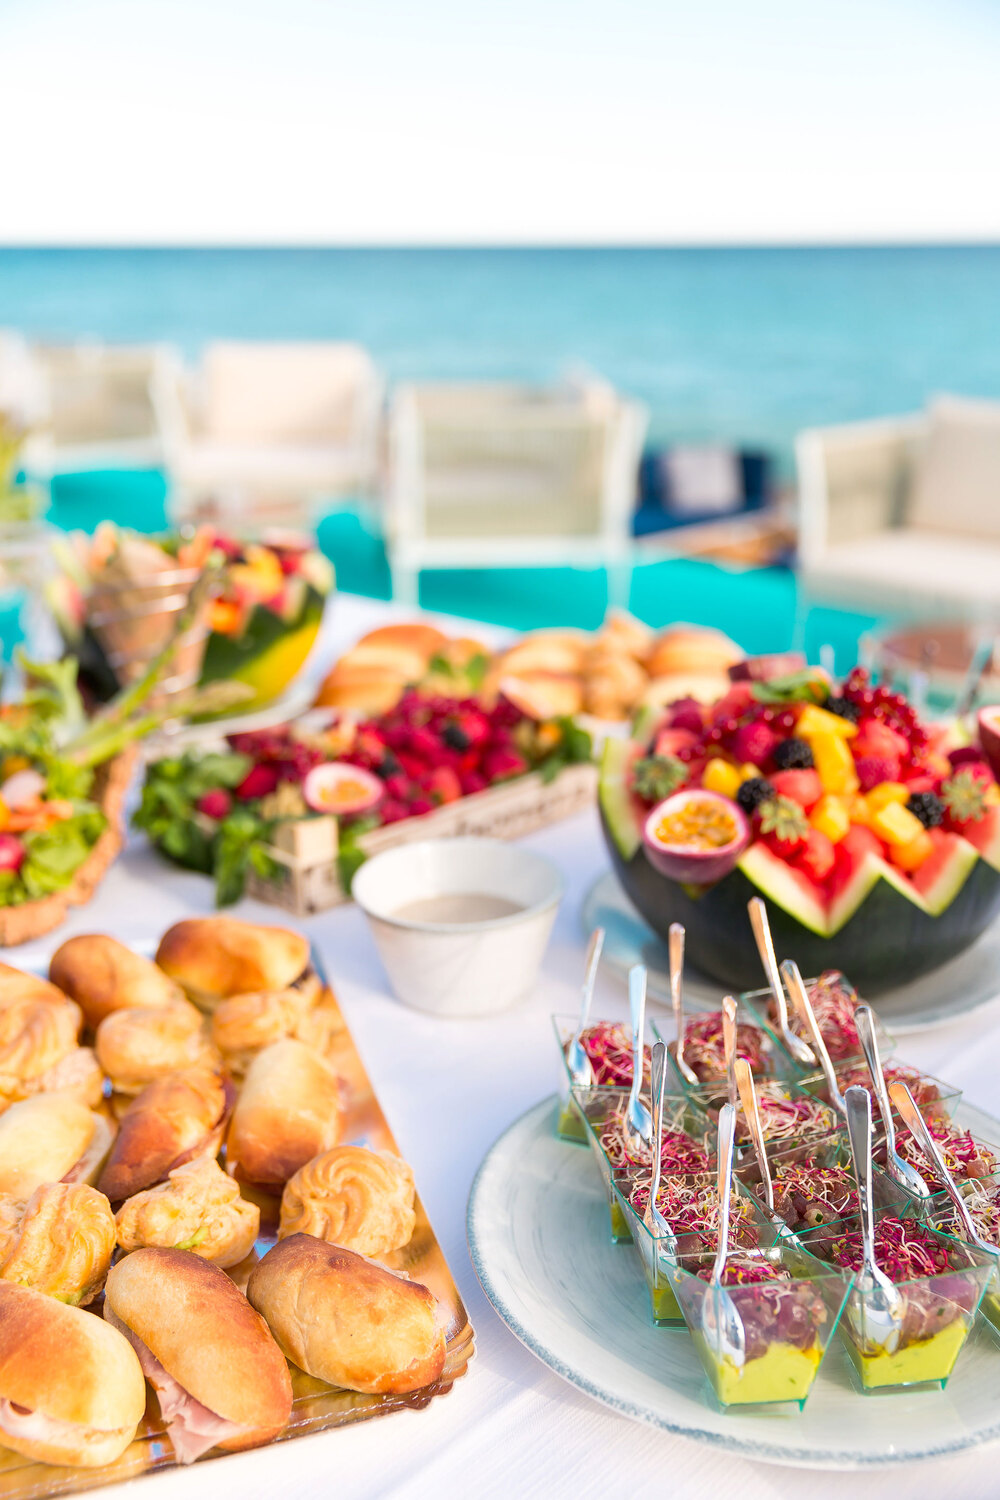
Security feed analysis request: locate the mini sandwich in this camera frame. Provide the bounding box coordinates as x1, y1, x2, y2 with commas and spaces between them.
97, 1067, 233, 1204
95, 1000, 219, 1095
0, 1282, 146, 1467
0, 1095, 115, 1199
226, 1039, 342, 1188
155, 918, 311, 1013
247, 1234, 446, 1395
0, 1182, 116, 1306
50, 934, 183, 1029
104, 1248, 292, 1463
115, 1158, 259, 1269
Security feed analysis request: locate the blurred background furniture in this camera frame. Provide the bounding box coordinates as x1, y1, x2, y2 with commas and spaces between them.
155, 340, 383, 530
796, 394, 1000, 616
27, 341, 173, 478
385, 376, 648, 606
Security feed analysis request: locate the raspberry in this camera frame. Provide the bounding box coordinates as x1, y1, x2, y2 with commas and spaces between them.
731, 721, 779, 768
234, 764, 280, 801
667, 698, 704, 735
854, 755, 901, 792
196, 788, 232, 820
772, 738, 814, 770
907, 791, 944, 829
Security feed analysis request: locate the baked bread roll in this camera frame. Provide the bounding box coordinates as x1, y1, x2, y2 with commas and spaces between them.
104, 1249, 293, 1463
0, 1282, 146, 1467
210, 987, 311, 1073
20, 1045, 104, 1110
582, 647, 648, 720
0, 962, 68, 1011
0, 1095, 115, 1199
355, 622, 447, 657
247, 1234, 445, 1394
0, 996, 83, 1109
596, 609, 654, 661
116, 1158, 260, 1269
226, 1039, 342, 1188
49, 935, 183, 1028
0, 1183, 115, 1305
499, 631, 587, 676
279, 1146, 416, 1257
313, 662, 409, 714
155, 918, 310, 1010
645, 625, 743, 679
97, 1068, 233, 1204
96, 999, 219, 1095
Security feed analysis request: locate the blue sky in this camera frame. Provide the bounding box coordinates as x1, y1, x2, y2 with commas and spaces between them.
2, 0, 998, 243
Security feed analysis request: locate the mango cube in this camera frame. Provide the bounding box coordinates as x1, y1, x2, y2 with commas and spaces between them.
811, 794, 850, 844
797, 704, 858, 741
811, 732, 860, 795
865, 782, 911, 813
871, 801, 925, 848
890, 830, 935, 872
702, 757, 743, 799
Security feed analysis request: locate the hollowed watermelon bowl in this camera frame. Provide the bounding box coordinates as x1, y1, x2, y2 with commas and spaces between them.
599, 670, 1000, 996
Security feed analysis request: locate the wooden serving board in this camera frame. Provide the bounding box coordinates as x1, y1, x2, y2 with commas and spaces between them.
0, 946, 474, 1499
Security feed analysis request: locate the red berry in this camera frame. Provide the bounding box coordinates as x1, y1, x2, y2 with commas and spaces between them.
427, 766, 462, 805
0, 833, 25, 873
234, 764, 280, 800
731, 721, 779, 768
482, 746, 529, 782
196, 788, 232, 820
459, 770, 488, 796
409, 797, 434, 815
770, 768, 823, 810
667, 699, 704, 735
854, 755, 901, 792
379, 799, 409, 824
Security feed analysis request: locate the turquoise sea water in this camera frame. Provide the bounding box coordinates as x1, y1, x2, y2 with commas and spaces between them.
3, 246, 1000, 463
4, 246, 998, 660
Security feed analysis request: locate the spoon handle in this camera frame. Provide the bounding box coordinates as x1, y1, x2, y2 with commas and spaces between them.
649, 1040, 666, 1215
572, 926, 605, 1042
889, 1081, 992, 1249
722, 995, 738, 1113
846, 1084, 878, 1270
627, 964, 647, 1120
855, 1004, 898, 1151
712, 1102, 737, 1286
781, 960, 845, 1115
669, 922, 686, 1070
735, 1057, 773, 1214
748, 897, 790, 1030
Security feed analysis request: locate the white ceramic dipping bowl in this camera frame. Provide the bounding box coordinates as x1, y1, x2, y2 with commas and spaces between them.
352, 837, 563, 1017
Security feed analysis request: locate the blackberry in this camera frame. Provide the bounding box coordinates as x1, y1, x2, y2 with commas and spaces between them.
907, 791, 944, 829
825, 696, 860, 724
442, 723, 470, 751
772, 737, 814, 771
737, 777, 775, 815
375, 750, 400, 780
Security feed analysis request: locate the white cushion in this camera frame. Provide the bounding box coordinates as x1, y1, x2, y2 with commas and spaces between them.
176, 441, 365, 492
806, 530, 1000, 608
907, 394, 1000, 540
203, 343, 374, 445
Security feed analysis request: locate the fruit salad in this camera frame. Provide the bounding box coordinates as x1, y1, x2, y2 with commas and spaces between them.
138, 690, 592, 904
600, 663, 1000, 992
806, 1215, 993, 1391
671, 1244, 852, 1408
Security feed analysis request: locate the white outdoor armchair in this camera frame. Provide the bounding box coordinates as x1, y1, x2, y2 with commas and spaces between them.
385, 377, 648, 605
795, 394, 1000, 618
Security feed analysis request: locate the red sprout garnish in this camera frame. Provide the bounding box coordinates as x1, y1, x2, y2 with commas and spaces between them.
896, 1121, 997, 1192
681, 1011, 771, 1082
735, 1083, 838, 1147
628, 1173, 759, 1250
828, 1216, 952, 1281
779, 971, 861, 1060
599, 1101, 709, 1173
771, 1162, 855, 1226
836, 1060, 944, 1113
569, 1022, 650, 1087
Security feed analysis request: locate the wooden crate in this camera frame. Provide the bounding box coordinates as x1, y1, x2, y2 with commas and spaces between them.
246, 761, 597, 915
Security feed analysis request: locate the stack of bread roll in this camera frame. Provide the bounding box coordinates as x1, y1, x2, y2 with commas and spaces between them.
314, 622, 490, 715
0, 917, 444, 1472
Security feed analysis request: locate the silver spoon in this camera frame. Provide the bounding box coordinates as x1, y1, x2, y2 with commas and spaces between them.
644, 1041, 677, 1248
889, 1082, 998, 1254
625, 964, 653, 1151
780, 959, 847, 1117
565, 926, 606, 1086
669, 922, 699, 1087
722, 994, 739, 1113
702, 1102, 746, 1370
855, 1004, 930, 1200
735, 1056, 775, 1218
845, 1084, 903, 1353
748, 897, 815, 1067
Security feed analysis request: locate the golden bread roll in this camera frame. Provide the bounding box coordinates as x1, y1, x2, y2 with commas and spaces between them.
97, 1068, 232, 1204
105, 1249, 293, 1461
116, 1158, 260, 1269
0, 996, 82, 1106
155, 918, 310, 1010
279, 1146, 416, 1256
226, 1039, 342, 1188
22, 1046, 104, 1110
0, 1183, 115, 1305
596, 609, 655, 661
639, 671, 735, 710
336, 640, 431, 681
499, 631, 587, 676
313, 661, 409, 714
582, 647, 648, 720
0, 962, 68, 1011
356, 622, 446, 657
95, 999, 219, 1095
0, 1282, 146, 1467
496, 672, 584, 721
0, 1095, 114, 1199
247, 1234, 445, 1395
645, 625, 743, 679
49, 935, 183, 1029
210, 987, 311, 1068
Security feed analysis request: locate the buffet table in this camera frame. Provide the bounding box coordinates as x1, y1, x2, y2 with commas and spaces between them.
15, 594, 1000, 1500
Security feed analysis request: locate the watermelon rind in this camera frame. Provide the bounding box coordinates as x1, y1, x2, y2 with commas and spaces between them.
599, 737, 642, 860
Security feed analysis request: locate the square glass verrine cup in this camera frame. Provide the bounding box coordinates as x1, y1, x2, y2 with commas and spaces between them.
735, 1135, 919, 1240
799, 1057, 961, 1125
740, 972, 895, 1079
551, 1012, 648, 1144
653, 998, 800, 1097
669, 1236, 854, 1409
798, 1209, 995, 1392
920, 1172, 1000, 1337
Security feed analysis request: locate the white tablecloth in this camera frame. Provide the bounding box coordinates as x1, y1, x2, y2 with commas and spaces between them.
16, 594, 1000, 1500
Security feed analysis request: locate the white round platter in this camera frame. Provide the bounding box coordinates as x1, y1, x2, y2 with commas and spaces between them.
582, 870, 1000, 1034
467, 1095, 1000, 1471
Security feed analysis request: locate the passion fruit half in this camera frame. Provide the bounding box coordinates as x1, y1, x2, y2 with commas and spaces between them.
303, 763, 384, 816
641, 789, 750, 884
